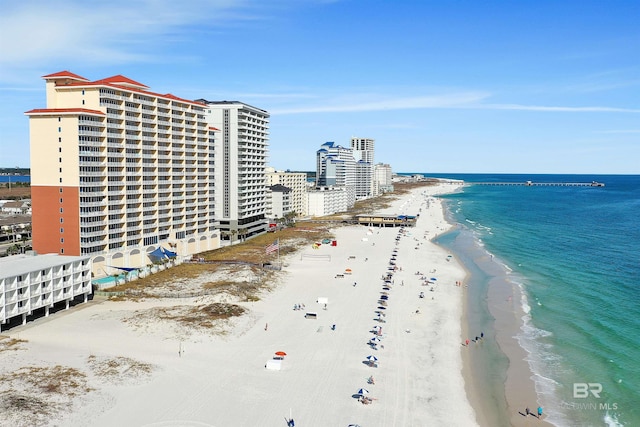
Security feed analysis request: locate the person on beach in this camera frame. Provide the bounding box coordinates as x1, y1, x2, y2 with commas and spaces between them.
265, 323, 268, 331
465, 339, 469, 346
538, 406, 543, 418
480, 332, 484, 339
526, 407, 530, 416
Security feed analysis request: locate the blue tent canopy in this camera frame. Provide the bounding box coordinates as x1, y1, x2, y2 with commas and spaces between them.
148, 246, 177, 261
107, 266, 140, 272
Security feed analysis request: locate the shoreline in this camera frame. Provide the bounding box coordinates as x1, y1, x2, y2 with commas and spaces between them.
437, 193, 554, 427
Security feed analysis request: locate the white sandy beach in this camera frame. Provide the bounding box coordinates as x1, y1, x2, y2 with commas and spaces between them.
0, 184, 478, 427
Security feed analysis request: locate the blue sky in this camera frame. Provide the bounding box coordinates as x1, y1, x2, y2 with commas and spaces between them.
1, 0, 638, 174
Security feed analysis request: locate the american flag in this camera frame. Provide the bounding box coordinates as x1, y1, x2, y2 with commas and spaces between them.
265, 239, 279, 254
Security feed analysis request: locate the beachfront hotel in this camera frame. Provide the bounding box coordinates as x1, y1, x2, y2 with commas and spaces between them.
316, 142, 357, 208
350, 137, 376, 199
197, 100, 270, 241
374, 162, 394, 194
25, 71, 221, 278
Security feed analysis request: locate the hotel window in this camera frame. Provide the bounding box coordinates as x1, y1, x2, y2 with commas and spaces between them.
59, 137, 62, 142
61, 248, 64, 254
59, 147, 62, 153
59, 168, 62, 173
58, 127, 61, 132
59, 187, 63, 193
60, 198, 63, 203
60, 208, 63, 213
60, 238, 64, 243
59, 178, 63, 183
60, 228, 64, 233
58, 117, 61, 122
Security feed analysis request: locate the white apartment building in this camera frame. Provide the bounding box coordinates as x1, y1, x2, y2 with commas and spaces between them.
198, 101, 269, 241
26, 71, 220, 278
351, 137, 376, 198
316, 142, 356, 208
355, 160, 373, 200
265, 167, 308, 216
307, 187, 349, 217
1, 253, 92, 330
266, 184, 292, 219
374, 163, 394, 193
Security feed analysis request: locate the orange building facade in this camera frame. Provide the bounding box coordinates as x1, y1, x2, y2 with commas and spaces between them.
26, 71, 221, 278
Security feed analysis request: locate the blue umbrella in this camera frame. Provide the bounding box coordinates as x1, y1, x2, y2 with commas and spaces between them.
366, 355, 378, 362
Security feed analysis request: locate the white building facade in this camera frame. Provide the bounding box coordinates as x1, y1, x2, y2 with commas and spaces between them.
351, 137, 376, 198
374, 163, 394, 193
1, 253, 92, 330
199, 101, 270, 240
265, 167, 308, 216
316, 142, 356, 208
307, 187, 349, 217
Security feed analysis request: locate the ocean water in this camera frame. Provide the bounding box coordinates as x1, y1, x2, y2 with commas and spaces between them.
427, 174, 639, 427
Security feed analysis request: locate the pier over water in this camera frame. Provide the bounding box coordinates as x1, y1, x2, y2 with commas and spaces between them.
442, 180, 605, 187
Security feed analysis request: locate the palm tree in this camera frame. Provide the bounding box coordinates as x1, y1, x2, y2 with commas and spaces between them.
230, 229, 238, 244
238, 228, 248, 242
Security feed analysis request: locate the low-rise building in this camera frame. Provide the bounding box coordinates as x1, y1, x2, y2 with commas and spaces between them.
307, 186, 348, 217
0, 252, 92, 330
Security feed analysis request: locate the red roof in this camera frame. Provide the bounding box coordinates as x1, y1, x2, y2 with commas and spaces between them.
42, 71, 89, 81
24, 108, 105, 116
209, 127, 220, 131
39, 71, 208, 107
94, 74, 149, 90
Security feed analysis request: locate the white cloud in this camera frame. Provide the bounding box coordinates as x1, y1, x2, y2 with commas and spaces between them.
479, 104, 640, 113
270, 92, 491, 114
0, 0, 257, 82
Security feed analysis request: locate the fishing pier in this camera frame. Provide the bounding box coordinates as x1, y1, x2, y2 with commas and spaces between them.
440, 180, 605, 187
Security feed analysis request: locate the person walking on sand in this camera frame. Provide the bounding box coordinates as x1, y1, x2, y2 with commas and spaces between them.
537, 406, 543, 418
526, 407, 530, 416
264, 323, 268, 331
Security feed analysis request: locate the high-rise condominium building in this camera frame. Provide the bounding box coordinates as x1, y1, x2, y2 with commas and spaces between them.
316, 142, 356, 208
26, 71, 220, 277
374, 163, 394, 193
350, 137, 376, 199
198, 101, 270, 240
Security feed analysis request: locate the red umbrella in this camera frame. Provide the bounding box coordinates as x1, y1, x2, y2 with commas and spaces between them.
275, 351, 287, 357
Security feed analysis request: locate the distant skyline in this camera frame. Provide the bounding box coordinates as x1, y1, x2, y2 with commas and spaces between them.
1, 0, 638, 174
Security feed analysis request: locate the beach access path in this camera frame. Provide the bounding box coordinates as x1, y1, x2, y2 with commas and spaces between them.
2, 184, 477, 427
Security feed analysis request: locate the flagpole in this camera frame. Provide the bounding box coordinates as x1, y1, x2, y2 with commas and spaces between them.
277, 238, 280, 266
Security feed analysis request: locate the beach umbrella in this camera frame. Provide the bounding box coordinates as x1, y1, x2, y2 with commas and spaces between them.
357, 388, 370, 396
369, 336, 381, 343
380, 295, 388, 300
366, 355, 378, 361
275, 351, 287, 357
430, 277, 437, 281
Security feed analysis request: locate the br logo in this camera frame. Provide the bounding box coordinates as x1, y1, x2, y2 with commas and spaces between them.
573, 383, 602, 398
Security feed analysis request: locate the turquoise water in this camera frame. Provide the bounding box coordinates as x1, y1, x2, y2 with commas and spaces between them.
430, 174, 639, 427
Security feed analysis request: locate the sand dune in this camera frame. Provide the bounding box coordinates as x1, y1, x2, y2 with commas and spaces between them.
0, 183, 477, 427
